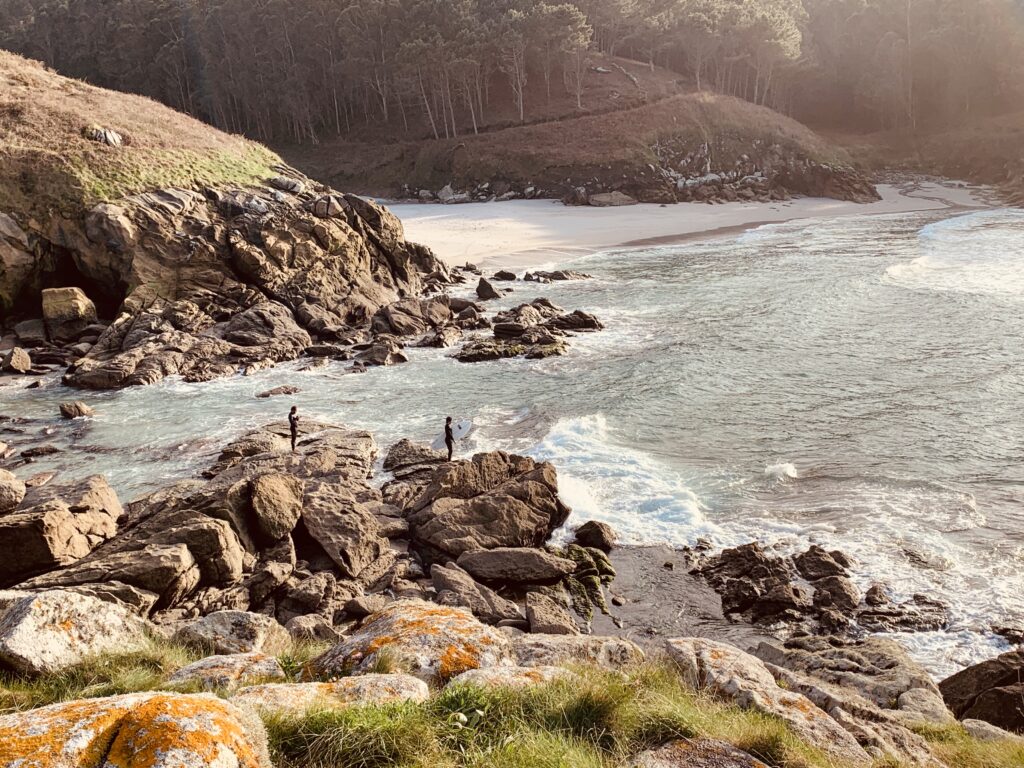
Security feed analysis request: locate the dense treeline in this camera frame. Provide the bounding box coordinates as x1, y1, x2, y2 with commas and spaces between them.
2, 0, 1023, 143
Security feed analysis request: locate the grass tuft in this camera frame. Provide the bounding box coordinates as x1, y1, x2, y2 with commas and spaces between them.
0, 639, 199, 714
912, 722, 1024, 768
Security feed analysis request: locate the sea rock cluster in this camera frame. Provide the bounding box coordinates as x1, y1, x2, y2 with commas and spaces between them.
692, 541, 950, 636
1, 177, 451, 389
0, 421, 614, 646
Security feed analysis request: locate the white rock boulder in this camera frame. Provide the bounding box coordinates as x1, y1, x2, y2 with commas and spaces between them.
0, 590, 151, 675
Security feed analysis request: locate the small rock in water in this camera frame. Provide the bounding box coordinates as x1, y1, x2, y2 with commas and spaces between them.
22, 444, 61, 458
476, 277, 501, 301
493, 270, 517, 281
59, 401, 95, 419
256, 385, 301, 399
1, 347, 31, 374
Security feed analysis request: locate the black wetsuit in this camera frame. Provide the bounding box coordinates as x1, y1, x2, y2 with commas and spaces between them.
289, 412, 299, 452
445, 422, 455, 461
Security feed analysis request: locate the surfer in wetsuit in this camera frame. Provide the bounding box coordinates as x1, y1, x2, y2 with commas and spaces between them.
445, 416, 455, 461
289, 406, 299, 452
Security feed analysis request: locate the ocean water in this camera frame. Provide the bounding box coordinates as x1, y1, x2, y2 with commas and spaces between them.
3, 206, 1023, 679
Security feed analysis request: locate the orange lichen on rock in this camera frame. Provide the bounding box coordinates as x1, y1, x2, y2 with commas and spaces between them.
310, 599, 514, 684
0, 692, 271, 768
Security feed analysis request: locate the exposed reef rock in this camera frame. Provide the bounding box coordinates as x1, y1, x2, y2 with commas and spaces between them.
3, 159, 451, 389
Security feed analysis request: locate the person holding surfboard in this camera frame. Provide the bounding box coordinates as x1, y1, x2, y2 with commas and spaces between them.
445, 416, 455, 461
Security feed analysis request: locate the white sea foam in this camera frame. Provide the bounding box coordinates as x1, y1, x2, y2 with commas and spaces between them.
885, 209, 1024, 298
765, 462, 799, 480
525, 414, 728, 547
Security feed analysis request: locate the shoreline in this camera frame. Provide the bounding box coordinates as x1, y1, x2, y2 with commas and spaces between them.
389, 178, 993, 270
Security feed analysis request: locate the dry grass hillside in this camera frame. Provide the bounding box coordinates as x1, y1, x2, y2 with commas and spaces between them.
285, 88, 851, 197
0, 51, 279, 219
837, 113, 1024, 203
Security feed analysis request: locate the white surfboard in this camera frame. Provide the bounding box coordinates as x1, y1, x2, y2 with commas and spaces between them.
432, 418, 473, 450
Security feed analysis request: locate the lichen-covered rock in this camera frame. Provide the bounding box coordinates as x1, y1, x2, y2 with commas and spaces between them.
174, 610, 291, 655
166, 652, 286, 692
447, 665, 574, 690
0, 468, 26, 513
232, 674, 429, 715
309, 599, 514, 684
963, 718, 1024, 743
514, 635, 644, 670
0, 590, 151, 675
285, 614, 339, 642
0, 692, 271, 767
754, 636, 941, 712
666, 637, 871, 765
628, 739, 768, 767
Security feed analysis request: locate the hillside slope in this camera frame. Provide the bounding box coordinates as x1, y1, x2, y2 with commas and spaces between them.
0, 51, 448, 387
282, 65, 878, 206
838, 114, 1024, 204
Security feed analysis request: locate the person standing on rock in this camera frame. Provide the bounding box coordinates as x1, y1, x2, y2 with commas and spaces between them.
445, 416, 455, 461
289, 406, 300, 452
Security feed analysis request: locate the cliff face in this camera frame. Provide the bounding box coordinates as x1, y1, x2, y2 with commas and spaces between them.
0, 52, 449, 388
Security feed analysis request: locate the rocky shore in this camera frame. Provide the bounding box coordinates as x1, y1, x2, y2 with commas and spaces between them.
400, 139, 880, 209
2, 418, 1022, 764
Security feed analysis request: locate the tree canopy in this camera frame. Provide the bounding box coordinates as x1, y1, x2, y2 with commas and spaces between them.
2, 0, 1022, 143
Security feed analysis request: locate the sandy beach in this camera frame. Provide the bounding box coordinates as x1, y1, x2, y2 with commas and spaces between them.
389, 179, 992, 270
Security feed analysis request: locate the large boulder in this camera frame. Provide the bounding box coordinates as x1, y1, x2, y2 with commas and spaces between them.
514, 635, 644, 670
755, 636, 944, 714
431, 562, 523, 624
301, 479, 387, 578
940, 649, 1024, 733
0, 590, 151, 675
309, 599, 514, 684
456, 547, 577, 584
407, 452, 570, 563
0, 475, 122, 585
1, 346, 31, 373
0, 692, 271, 768
667, 637, 872, 766
249, 473, 303, 542
56, 182, 449, 390
573, 520, 616, 552
174, 610, 291, 655
0, 468, 26, 513
165, 652, 286, 692
588, 191, 638, 207
526, 592, 580, 635
447, 665, 574, 690
231, 675, 429, 715
42, 286, 98, 342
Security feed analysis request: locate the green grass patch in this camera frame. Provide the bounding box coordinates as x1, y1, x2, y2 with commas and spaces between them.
263, 663, 841, 768
913, 722, 1024, 768
0, 639, 199, 714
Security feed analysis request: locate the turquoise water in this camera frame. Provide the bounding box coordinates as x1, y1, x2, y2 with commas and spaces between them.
3, 206, 1023, 678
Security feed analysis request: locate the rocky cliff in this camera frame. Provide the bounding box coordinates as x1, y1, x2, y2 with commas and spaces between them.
0, 52, 449, 389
